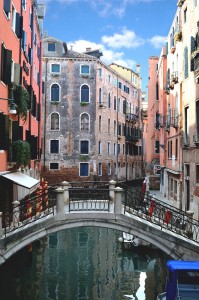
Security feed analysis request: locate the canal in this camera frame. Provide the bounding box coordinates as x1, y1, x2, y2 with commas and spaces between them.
0, 227, 169, 300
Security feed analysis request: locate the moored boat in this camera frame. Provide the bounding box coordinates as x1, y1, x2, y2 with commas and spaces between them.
157, 260, 199, 300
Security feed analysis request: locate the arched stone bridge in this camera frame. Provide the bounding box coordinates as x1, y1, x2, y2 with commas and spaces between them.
0, 180, 199, 265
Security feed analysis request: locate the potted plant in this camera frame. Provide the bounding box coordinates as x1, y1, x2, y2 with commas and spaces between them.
10, 84, 30, 122
12, 140, 30, 168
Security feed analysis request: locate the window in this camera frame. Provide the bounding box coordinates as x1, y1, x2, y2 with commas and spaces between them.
49, 162, 59, 170
51, 64, 60, 73
108, 118, 110, 134
123, 100, 126, 114
99, 115, 101, 132
196, 165, 199, 183
50, 140, 59, 153
118, 98, 120, 112
108, 93, 111, 108
51, 113, 60, 130
196, 101, 199, 135
108, 142, 110, 155
98, 141, 102, 154
80, 113, 89, 131
48, 43, 55, 52
4, 0, 11, 18
184, 47, 188, 79
81, 65, 89, 74
21, 30, 27, 52
108, 163, 111, 175
81, 85, 89, 103
184, 7, 187, 23
99, 88, 102, 104
22, 0, 26, 10
114, 162, 117, 175
114, 96, 116, 110
175, 138, 178, 159
114, 120, 116, 135
51, 84, 60, 102
155, 140, 160, 154
98, 68, 102, 77
114, 143, 116, 155
184, 106, 189, 137
80, 140, 89, 154
11, 5, 16, 31
98, 163, 102, 176
108, 75, 111, 82
118, 123, 121, 136
80, 163, 89, 176
1, 44, 12, 85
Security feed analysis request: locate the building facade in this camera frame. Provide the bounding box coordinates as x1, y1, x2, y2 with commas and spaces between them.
42, 37, 143, 184
147, 0, 199, 219
0, 1, 45, 208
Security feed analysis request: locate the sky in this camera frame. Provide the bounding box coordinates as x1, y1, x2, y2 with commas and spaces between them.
42, 0, 178, 96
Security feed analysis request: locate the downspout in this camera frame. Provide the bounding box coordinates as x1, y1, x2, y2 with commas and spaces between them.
116, 75, 119, 179
43, 58, 48, 172
38, 40, 42, 161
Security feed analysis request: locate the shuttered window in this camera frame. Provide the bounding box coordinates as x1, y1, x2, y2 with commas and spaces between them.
4, 0, 11, 17
1, 44, 12, 85
184, 47, 188, 79
0, 114, 9, 150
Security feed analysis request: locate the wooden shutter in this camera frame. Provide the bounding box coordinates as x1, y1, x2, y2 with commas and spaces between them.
184, 47, 188, 79
190, 36, 196, 53
2, 46, 12, 85
4, 0, 11, 14
15, 13, 22, 38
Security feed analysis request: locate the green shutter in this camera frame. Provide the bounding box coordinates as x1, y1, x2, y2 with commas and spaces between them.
184, 47, 188, 79
3, 47, 12, 85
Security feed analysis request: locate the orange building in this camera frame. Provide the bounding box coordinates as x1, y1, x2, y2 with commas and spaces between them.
0, 1, 45, 209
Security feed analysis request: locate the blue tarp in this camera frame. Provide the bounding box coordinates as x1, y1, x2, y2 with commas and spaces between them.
167, 260, 199, 272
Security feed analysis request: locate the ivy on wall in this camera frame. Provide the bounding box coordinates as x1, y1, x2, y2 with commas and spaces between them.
13, 140, 30, 168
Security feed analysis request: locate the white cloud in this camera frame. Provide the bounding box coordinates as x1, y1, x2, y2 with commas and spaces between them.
102, 27, 145, 49
148, 35, 167, 48
67, 39, 136, 69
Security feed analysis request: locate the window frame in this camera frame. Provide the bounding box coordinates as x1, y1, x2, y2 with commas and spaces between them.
80, 140, 89, 155
80, 65, 90, 75
50, 139, 59, 154
51, 63, 60, 74
79, 162, 89, 177
50, 83, 60, 102
80, 84, 90, 103
50, 112, 60, 131
49, 162, 59, 170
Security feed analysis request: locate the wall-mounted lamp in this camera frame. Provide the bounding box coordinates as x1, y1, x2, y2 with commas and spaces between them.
0, 97, 17, 115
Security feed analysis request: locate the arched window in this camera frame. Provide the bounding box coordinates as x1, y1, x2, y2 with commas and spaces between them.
80, 113, 89, 131
51, 112, 60, 130
51, 84, 60, 102
81, 85, 89, 102
108, 93, 111, 108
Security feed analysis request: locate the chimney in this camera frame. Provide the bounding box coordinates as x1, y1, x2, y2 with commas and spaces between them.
86, 47, 91, 52
136, 64, 140, 75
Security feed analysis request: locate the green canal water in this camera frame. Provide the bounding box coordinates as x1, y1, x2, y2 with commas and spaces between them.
0, 227, 168, 300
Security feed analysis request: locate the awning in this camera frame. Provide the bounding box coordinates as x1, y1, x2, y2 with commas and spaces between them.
1, 171, 39, 189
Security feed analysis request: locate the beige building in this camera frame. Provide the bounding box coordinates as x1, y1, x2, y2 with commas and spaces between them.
147, 0, 199, 219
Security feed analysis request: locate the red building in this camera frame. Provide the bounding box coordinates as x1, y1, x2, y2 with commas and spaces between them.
0, 1, 45, 209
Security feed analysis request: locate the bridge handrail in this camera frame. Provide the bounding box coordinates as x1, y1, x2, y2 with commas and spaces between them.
2, 188, 55, 237
122, 186, 199, 243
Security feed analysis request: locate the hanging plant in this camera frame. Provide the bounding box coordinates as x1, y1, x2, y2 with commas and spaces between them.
13, 140, 30, 168
10, 84, 30, 122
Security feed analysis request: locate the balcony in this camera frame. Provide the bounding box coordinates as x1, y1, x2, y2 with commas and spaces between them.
126, 113, 138, 123
170, 109, 179, 128
126, 134, 140, 143
171, 71, 178, 84
182, 133, 190, 147
164, 85, 170, 94
98, 102, 106, 108
193, 133, 199, 145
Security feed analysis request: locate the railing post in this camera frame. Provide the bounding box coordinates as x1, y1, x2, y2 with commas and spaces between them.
185, 210, 194, 238
12, 201, 20, 228
109, 180, 116, 213
55, 188, 64, 215
114, 187, 123, 214
0, 212, 3, 238
61, 181, 70, 203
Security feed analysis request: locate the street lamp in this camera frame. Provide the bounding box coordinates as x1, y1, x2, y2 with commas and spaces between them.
0, 96, 17, 114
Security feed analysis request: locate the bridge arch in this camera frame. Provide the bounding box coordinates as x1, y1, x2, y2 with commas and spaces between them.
1, 212, 199, 265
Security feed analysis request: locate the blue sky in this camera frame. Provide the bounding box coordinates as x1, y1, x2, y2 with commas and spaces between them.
42, 0, 177, 95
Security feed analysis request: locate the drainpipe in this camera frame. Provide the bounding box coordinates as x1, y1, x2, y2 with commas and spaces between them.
116, 74, 119, 179
43, 58, 48, 172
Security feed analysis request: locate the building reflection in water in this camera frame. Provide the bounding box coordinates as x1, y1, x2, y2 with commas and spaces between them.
0, 227, 168, 300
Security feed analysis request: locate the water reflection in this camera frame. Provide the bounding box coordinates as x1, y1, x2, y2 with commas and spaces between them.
0, 227, 168, 300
